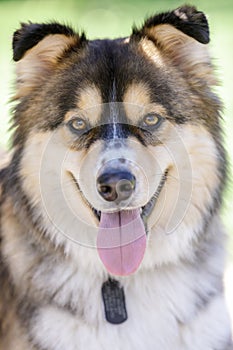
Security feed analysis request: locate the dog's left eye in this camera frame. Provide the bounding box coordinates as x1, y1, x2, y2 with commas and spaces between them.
69, 118, 87, 132
143, 114, 161, 127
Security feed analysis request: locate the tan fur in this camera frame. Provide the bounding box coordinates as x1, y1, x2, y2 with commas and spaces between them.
145, 24, 218, 87
123, 83, 167, 124
76, 85, 103, 112
0, 319, 30, 350
123, 82, 150, 107
15, 34, 78, 98
64, 85, 103, 124
139, 38, 165, 68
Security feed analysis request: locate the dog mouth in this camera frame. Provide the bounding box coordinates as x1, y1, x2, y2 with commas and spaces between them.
69, 170, 168, 276
92, 169, 168, 225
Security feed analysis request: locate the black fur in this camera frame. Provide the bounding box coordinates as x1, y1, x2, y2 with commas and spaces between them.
132, 5, 209, 44
13, 22, 86, 61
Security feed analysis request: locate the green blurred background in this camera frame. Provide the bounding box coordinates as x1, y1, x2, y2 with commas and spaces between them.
0, 0, 232, 258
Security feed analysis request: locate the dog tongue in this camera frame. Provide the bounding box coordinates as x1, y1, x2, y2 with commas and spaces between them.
97, 209, 146, 276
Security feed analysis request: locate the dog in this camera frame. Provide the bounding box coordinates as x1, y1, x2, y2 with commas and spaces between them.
0, 5, 232, 349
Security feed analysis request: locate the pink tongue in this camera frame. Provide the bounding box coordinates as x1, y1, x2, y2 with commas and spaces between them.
97, 209, 146, 276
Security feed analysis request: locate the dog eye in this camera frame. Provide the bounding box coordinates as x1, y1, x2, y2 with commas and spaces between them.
69, 118, 87, 131
143, 114, 160, 127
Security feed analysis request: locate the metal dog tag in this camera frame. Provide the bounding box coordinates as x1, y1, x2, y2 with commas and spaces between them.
102, 278, 128, 324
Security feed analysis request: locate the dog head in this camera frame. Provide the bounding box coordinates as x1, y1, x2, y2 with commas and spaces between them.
11, 5, 225, 276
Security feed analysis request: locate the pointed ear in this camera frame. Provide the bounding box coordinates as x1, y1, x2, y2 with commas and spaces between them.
13, 22, 86, 98
132, 6, 216, 87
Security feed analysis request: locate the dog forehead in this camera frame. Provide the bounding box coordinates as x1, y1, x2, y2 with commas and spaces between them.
71, 40, 156, 114
72, 39, 156, 100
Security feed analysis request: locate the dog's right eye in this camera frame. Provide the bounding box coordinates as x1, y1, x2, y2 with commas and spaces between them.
141, 113, 163, 131
69, 118, 87, 132
143, 114, 161, 127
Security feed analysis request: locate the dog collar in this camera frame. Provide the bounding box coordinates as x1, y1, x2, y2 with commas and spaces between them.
102, 278, 128, 324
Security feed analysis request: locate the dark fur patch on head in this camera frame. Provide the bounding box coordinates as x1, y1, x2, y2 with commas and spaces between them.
132, 5, 209, 44
13, 22, 87, 61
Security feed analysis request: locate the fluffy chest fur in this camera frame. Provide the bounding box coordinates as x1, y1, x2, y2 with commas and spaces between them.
1, 202, 231, 350
30, 272, 228, 350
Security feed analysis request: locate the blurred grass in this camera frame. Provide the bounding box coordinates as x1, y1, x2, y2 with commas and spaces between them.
0, 0, 233, 258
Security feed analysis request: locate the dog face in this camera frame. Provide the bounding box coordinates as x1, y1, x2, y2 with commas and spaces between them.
12, 5, 226, 276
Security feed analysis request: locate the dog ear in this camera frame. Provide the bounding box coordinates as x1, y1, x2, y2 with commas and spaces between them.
132, 6, 216, 87
13, 22, 86, 97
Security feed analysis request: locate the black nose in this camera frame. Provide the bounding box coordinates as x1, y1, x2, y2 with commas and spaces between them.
97, 170, 136, 202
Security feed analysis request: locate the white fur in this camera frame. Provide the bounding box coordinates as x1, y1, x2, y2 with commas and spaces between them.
29, 239, 230, 350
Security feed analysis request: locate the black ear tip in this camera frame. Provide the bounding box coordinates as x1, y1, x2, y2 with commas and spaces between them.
13, 22, 37, 61
13, 22, 28, 43
132, 5, 210, 45
173, 5, 207, 23
12, 22, 81, 62
12, 22, 46, 61
173, 5, 204, 19
173, 5, 210, 44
